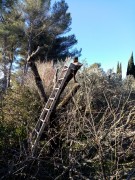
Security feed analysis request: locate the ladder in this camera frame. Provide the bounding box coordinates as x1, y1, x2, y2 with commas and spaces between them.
30, 64, 72, 156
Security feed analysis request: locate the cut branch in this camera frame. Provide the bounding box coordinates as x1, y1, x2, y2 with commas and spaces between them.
27, 45, 48, 63
29, 61, 47, 103
57, 83, 80, 110
26, 45, 49, 103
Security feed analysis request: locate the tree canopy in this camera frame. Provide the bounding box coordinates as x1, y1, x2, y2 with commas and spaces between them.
0, 0, 81, 101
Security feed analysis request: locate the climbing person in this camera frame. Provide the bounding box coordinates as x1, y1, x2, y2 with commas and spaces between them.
71, 57, 83, 83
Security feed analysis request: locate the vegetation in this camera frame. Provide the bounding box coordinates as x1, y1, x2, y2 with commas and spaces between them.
0, 0, 135, 179
0, 0, 81, 102
116, 61, 122, 75
0, 62, 135, 179
127, 52, 135, 77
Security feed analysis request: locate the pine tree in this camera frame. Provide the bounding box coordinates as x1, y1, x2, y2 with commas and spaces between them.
18, 0, 81, 103
45, 35, 81, 61
19, 0, 80, 61
0, 0, 23, 91
127, 52, 135, 77
117, 62, 120, 74
0, 0, 81, 102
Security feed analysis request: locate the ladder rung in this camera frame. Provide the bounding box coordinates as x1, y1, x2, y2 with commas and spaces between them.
34, 129, 39, 134
45, 108, 50, 111
49, 98, 54, 100
40, 119, 44, 122
58, 78, 64, 81
63, 68, 68, 72
55, 88, 59, 90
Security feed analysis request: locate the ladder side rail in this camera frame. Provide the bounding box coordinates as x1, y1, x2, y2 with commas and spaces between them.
30, 107, 48, 139
31, 110, 53, 154
47, 66, 70, 98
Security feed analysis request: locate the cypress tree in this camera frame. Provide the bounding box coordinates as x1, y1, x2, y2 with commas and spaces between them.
116, 62, 122, 79
117, 62, 120, 74
127, 52, 135, 77
119, 63, 122, 74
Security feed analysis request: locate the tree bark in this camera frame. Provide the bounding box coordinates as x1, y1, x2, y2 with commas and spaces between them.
7, 49, 14, 88
29, 61, 47, 103
57, 83, 80, 110
2, 37, 8, 91
27, 45, 48, 103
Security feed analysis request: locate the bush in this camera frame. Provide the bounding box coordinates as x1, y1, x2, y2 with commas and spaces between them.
0, 85, 42, 152
0, 63, 135, 179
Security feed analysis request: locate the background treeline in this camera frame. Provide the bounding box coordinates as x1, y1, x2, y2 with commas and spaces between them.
0, 0, 135, 179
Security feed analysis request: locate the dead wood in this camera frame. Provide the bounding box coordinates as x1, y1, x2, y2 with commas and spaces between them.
57, 83, 80, 110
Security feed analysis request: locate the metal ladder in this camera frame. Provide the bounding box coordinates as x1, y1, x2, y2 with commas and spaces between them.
30, 64, 71, 156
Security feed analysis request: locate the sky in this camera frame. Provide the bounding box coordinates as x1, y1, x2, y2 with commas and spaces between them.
53, 0, 135, 77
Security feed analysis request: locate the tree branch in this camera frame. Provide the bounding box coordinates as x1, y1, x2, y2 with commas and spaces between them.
27, 45, 48, 63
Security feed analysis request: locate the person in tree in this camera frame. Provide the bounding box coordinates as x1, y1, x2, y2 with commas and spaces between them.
64, 57, 82, 83
71, 57, 82, 83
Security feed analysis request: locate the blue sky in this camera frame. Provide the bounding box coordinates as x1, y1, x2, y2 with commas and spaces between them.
53, 0, 135, 77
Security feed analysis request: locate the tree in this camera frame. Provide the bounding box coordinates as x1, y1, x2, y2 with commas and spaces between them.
0, 0, 81, 102
119, 62, 122, 74
126, 52, 135, 77
0, 0, 23, 91
17, 0, 80, 103
40, 35, 81, 61
117, 62, 120, 74
117, 62, 122, 79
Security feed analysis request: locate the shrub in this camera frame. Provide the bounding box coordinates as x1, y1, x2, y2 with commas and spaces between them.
0, 63, 135, 179
0, 85, 42, 152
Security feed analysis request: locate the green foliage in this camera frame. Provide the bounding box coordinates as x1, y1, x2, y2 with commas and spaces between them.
46, 35, 81, 61
0, 0, 80, 95
2, 86, 42, 125
18, 0, 80, 61
117, 61, 120, 74
119, 62, 122, 74
0, 122, 26, 151
0, 85, 42, 150
0, 0, 24, 91
117, 61, 122, 79
127, 52, 135, 77
1, 1, 134, 178
0, 63, 135, 179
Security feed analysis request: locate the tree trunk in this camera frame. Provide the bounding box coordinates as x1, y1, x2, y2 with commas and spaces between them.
26, 45, 48, 103
2, 37, 8, 91
57, 83, 80, 110
7, 50, 14, 88
29, 61, 47, 103
7, 60, 12, 88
